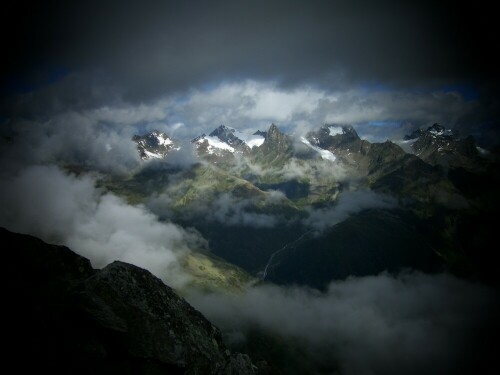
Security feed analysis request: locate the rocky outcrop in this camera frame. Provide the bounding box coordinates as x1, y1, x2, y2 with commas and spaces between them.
306, 124, 363, 152
133, 130, 179, 160
251, 124, 293, 166
2, 228, 256, 374
405, 124, 481, 170
209, 125, 249, 152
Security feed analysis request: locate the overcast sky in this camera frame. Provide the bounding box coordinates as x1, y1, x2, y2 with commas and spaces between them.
1, 0, 499, 144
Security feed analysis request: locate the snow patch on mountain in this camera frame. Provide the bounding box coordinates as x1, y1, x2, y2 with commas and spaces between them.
203, 135, 236, 153
133, 130, 180, 160
156, 133, 173, 146
429, 127, 452, 137
193, 125, 265, 155
231, 127, 265, 148
301, 137, 336, 161
144, 150, 164, 159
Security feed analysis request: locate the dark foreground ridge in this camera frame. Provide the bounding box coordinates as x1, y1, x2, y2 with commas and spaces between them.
1, 227, 256, 374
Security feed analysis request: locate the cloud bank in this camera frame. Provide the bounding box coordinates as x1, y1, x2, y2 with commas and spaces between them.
189, 272, 499, 375
165, 81, 479, 141
209, 192, 281, 228
3, 1, 497, 146
0, 165, 206, 288
1, 79, 487, 155
0, 111, 143, 175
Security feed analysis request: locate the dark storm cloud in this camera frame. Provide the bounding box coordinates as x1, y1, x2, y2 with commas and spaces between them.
3, 0, 496, 107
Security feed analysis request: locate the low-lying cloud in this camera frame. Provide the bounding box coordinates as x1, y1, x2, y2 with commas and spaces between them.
305, 189, 398, 232
209, 192, 281, 228
149, 186, 288, 229
189, 272, 499, 375
0, 165, 205, 288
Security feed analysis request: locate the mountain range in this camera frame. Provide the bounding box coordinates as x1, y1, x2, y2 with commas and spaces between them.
117, 122, 499, 289
3, 120, 498, 374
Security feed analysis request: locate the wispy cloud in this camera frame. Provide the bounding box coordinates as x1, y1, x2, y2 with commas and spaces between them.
304, 189, 397, 232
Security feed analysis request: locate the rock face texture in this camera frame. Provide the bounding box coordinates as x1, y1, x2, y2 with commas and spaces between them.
251, 124, 294, 166
405, 123, 482, 170
133, 130, 179, 160
2, 228, 256, 374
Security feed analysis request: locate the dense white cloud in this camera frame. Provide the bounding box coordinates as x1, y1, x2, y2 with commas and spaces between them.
0, 165, 205, 288
243, 84, 325, 121
174, 81, 326, 133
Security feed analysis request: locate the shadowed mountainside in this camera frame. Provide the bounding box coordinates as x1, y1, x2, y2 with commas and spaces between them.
2, 227, 257, 375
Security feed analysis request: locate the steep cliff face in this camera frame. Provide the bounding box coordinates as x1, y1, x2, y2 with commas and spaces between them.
251, 124, 294, 166
2, 228, 256, 374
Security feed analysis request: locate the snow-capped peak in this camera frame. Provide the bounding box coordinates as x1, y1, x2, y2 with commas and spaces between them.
133, 130, 180, 160
210, 124, 265, 148
196, 135, 235, 154
153, 132, 173, 146
428, 124, 452, 137
193, 125, 265, 155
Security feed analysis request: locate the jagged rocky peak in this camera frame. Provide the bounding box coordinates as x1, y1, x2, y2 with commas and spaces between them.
250, 124, 294, 166
427, 123, 451, 136
309, 124, 359, 142
133, 130, 179, 160
404, 123, 481, 169
209, 124, 247, 149
209, 124, 233, 138
263, 124, 290, 148
305, 124, 361, 153
404, 123, 452, 141
193, 125, 266, 157
267, 123, 280, 136
405, 123, 459, 147
209, 124, 233, 139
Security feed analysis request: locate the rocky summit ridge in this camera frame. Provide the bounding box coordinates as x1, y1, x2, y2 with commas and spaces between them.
123, 122, 499, 288
401, 123, 481, 169
133, 130, 180, 160
2, 227, 257, 375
